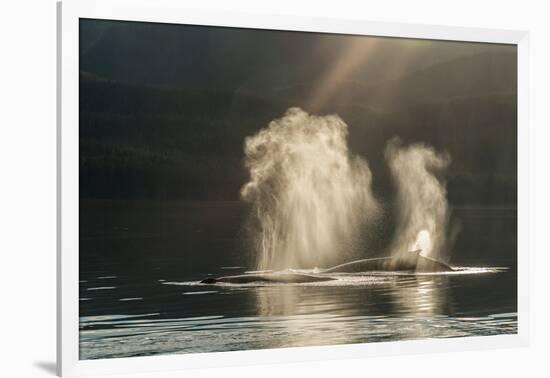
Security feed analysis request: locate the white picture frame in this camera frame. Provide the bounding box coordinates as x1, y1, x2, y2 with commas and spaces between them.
57, 0, 530, 376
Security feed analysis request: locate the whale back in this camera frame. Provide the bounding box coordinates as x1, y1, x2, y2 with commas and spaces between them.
201, 252, 455, 284
415, 255, 454, 272
322, 257, 394, 273
201, 272, 336, 284
322, 251, 453, 273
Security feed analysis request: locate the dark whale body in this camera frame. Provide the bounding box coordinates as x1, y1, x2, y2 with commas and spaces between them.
200, 273, 336, 284
323, 250, 454, 273
200, 250, 454, 284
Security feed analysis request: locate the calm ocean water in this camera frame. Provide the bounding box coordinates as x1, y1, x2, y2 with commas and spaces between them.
79, 200, 517, 360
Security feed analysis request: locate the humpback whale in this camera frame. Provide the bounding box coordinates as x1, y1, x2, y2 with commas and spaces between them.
200, 250, 454, 284
322, 250, 454, 273
200, 272, 336, 284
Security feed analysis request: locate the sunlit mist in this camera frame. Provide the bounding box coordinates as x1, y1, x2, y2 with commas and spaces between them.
385, 138, 451, 265
411, 229, 432, 257
241, 107, 379, 270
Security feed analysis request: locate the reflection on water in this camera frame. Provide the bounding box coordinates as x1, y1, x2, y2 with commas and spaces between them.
79, 270, 517, 359
79, 201, 517, 360
393, 276, 449, 317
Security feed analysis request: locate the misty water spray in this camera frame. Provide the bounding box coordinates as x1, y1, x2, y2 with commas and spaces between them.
385, 138, 451, 266
241, 108, 379, 270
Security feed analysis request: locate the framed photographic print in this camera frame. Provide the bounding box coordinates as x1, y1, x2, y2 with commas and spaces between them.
57, 0, 529, 376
